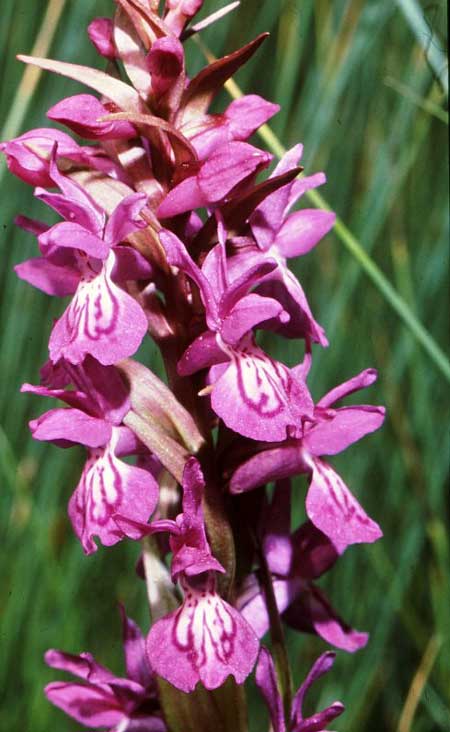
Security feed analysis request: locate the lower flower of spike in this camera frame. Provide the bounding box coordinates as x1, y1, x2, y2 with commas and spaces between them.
146, 572, 259, 692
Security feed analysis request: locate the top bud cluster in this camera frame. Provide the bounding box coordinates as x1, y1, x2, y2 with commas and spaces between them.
2, 1, 385, 729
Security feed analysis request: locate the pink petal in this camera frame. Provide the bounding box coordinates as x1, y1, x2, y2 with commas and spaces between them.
44, 649, 115, 682
290, 521, 340, 579
287, 171, 326, 211
276, 209, 336, 258
197, 141, 271, 202
119, 607, 153, 689
305, 458, 382, 552
250, 144, 303, 248
78, 357, 131, 426
257, 268, 328, 345
147, 37, 184, 97
0, 128, 86, 187
104, 193, 148, 248
221, 294, 286, 346
158, 142, 271, 217
111, 246, 153, 282
29, 408, 111, 448
160, 229, 219, 325
292, 651, 344, 732
229, 444, 305, 494
219, 258, 278, 317
317, 368, 379, 408
34, 192, 102, 239
44, 681, 123, 728
38, 222, 110, 259
47, 150, 106, 234
186, 119, 231, 161
15, 258, 79, 296
283, 583, 368, 653
21, 383, 90, 412
291, 652, 344, 730
146, 577, 259, 692
125, 718, 167, 732
225, 95, 280, 140
178, 331, 226, 376
164, 0, 203, 37
238, 576, 299, 639
304, 405, 385, 456
201, 242, 228, 298
262, 482, 293, 576
157, 175, 205, 218
49, 251, 148, 366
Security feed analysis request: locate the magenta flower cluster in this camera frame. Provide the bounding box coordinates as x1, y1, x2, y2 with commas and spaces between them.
2, 1, 385, 729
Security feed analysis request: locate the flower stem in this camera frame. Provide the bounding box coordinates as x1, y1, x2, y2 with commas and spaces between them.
257, 539, 293, 725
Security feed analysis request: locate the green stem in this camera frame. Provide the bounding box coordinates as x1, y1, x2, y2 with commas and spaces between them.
258, 540, 293, 725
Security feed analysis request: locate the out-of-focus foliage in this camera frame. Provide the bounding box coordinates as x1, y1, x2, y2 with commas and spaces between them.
0, 1, 448, 730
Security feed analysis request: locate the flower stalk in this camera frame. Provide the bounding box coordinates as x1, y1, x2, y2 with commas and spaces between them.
2, 1, 387, 729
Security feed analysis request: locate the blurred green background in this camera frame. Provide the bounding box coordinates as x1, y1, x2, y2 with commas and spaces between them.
0, 1, 448, 730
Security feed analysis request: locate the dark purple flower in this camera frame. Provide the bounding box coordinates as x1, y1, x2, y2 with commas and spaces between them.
226, 145, 335, 345
15, 151, 151, 365
230, 369, 385, 551
23, 357, 159, 553
146, 460, 259, 692
45, 608, 166, 731
237, 482, 368, 652
160, 228, 314, 442
116, 458, 259, 691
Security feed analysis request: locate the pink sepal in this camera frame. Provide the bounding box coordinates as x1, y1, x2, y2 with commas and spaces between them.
29, 408, 111, 448
15, 258, 79, 297
306, 457, 382, 552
